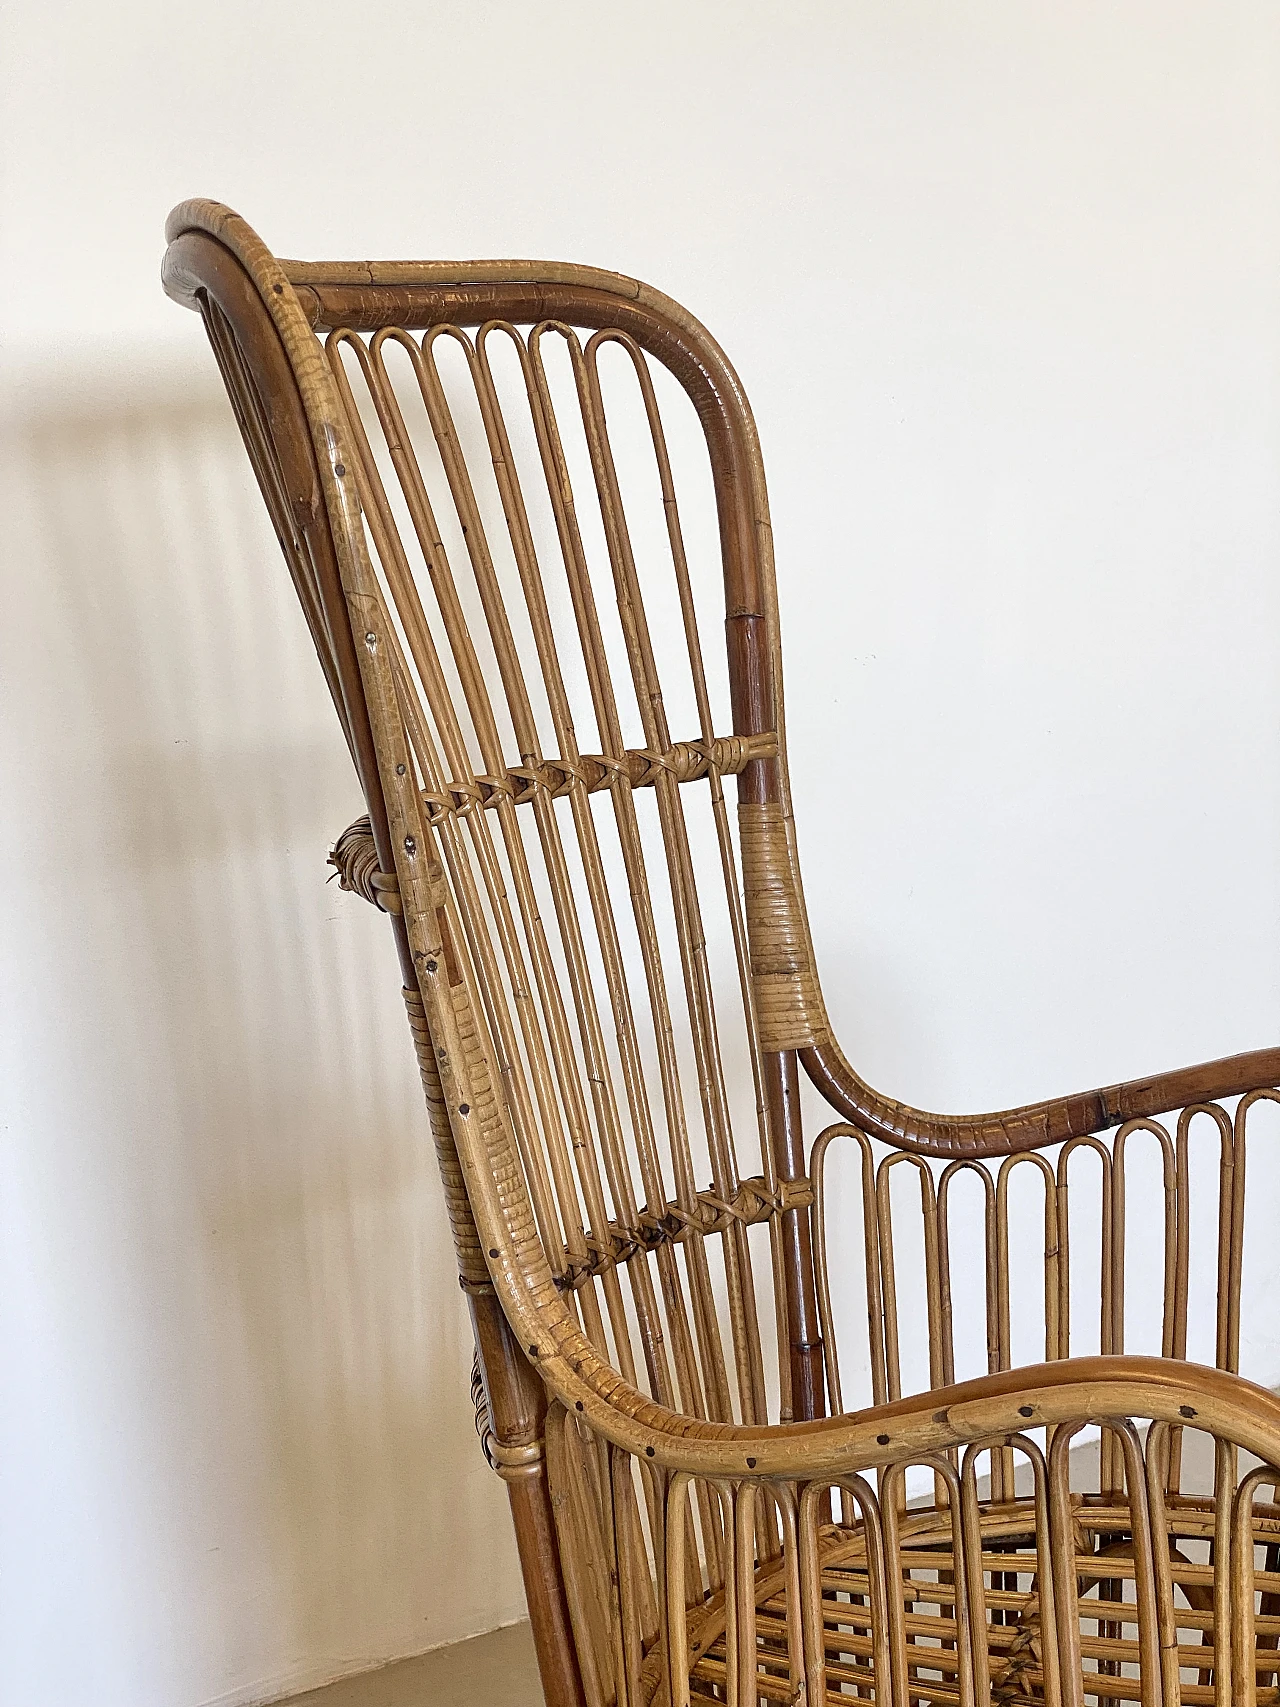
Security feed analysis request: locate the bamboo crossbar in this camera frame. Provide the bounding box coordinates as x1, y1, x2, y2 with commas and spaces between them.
166, 199, 1280, 1707
553, 1174, 811, 1293
357, 728, 772, 821
434, 732, 775, 810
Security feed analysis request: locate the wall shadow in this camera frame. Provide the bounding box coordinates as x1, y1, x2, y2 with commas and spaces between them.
3, 361, 524, 1707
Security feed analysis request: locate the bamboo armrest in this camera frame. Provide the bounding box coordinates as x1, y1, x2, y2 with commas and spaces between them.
802, 1035, 1280, 1159
548, 1349, 1280, 1482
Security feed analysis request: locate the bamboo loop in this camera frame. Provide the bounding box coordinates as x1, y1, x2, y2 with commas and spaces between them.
522, 319, 743, 1426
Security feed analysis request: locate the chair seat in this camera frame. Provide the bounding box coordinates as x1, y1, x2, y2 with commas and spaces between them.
639, 1492, 1280, 1706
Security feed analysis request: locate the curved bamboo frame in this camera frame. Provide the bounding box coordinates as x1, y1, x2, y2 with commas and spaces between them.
166, 200, 1280, 1706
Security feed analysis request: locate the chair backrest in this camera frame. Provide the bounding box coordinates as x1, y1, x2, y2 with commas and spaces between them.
163, 202, 829, 1429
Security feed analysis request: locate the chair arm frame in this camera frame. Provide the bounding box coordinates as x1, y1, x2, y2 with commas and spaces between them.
573, 1345, 1280, 1481
802, 1034, 1280, 1158
542, 1347, 1280, 1482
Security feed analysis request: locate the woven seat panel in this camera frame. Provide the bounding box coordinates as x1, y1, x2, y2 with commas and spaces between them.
642, 1496, 1280, 1707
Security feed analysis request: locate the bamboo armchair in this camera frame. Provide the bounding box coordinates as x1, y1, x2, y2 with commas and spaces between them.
164, 200, 1280, 1707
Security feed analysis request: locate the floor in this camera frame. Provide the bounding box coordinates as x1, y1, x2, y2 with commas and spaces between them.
280, 1622, 542, 1707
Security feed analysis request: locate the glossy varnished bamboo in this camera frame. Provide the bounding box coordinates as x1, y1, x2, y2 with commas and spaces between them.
166, 200, 1280, 1707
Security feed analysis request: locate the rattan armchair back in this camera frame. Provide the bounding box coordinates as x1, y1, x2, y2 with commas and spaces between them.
166, 202, 1280, 1707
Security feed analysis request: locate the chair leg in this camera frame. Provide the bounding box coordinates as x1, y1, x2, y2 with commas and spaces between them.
400, 986, 586, 1705
764, 1050, 826, 1421
471, 1290, 587, 1707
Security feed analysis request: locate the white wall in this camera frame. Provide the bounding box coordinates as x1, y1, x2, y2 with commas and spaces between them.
3, 4, 1279, 1705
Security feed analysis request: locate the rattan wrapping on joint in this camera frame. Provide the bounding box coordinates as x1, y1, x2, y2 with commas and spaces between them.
739, 801, 826, 1052
402, 985, 488, 1293
330, 815, 401, 912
